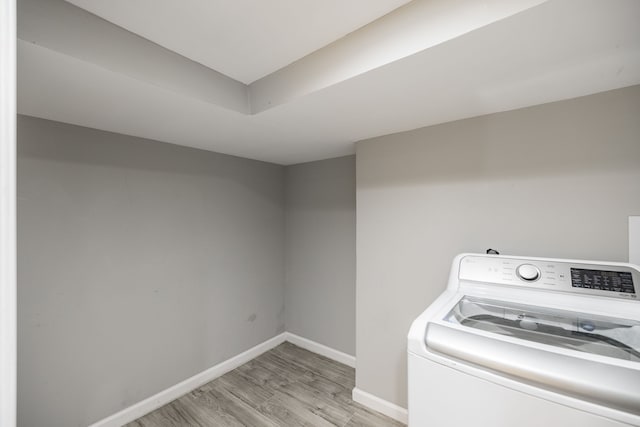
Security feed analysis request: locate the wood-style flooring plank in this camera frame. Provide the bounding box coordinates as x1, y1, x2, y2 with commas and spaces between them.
274, 381, 353, 426
206, 384, 280, 427
252, 350, 310, 381
174, 387, 246, 427
234, 359, 290, 390
344, 409, 406, 427
134, 400, 205, 427
126, 342, 403, 427
258, 391, 338, 427
270, 343, 355, 389
216, 369, 274, 409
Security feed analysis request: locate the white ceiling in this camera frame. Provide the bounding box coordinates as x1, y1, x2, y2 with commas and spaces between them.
17, 0, 640, 165
64, 0, 413, 84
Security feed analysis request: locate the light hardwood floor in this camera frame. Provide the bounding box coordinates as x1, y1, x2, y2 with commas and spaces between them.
126, 342, 405, 427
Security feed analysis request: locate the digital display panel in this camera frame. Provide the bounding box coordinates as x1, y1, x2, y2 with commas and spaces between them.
571, 268, 635, 294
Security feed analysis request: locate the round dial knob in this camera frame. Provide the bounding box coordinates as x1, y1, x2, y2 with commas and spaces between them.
516, 264, 540, 281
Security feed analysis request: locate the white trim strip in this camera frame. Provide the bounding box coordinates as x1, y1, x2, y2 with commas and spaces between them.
284, 332, 356, 368
0, 0, 17, 426
89, 333, 287, 427
352, 387, 408, 425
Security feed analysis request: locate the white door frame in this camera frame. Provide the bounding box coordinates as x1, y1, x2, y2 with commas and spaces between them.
1, 0, 17, 426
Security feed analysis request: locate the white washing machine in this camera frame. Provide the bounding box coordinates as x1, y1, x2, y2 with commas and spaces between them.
408, 253, 640, 427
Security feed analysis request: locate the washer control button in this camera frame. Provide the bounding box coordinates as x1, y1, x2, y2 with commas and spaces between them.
516, 264, 541, 282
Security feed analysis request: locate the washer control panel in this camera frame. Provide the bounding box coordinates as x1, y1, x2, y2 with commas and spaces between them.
570, 268, 634, 294
459, 255, 638, 300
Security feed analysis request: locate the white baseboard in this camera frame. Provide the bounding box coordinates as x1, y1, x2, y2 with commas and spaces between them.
89, 332, 357, 426
284, 332, 356, 368
89, 332, 287, 427
352, 387, 408, 425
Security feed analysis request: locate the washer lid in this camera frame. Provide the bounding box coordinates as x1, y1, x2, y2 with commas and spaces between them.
445, 296, 640, 362
425, 297, 640, 418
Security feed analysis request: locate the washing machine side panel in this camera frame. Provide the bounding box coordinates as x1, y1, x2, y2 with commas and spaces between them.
407, 354, 630, 427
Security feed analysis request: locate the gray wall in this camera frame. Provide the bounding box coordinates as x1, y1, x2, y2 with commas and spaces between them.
284, 156, 356, 355
17, 116, 285, 427
355, 85, 640, 408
